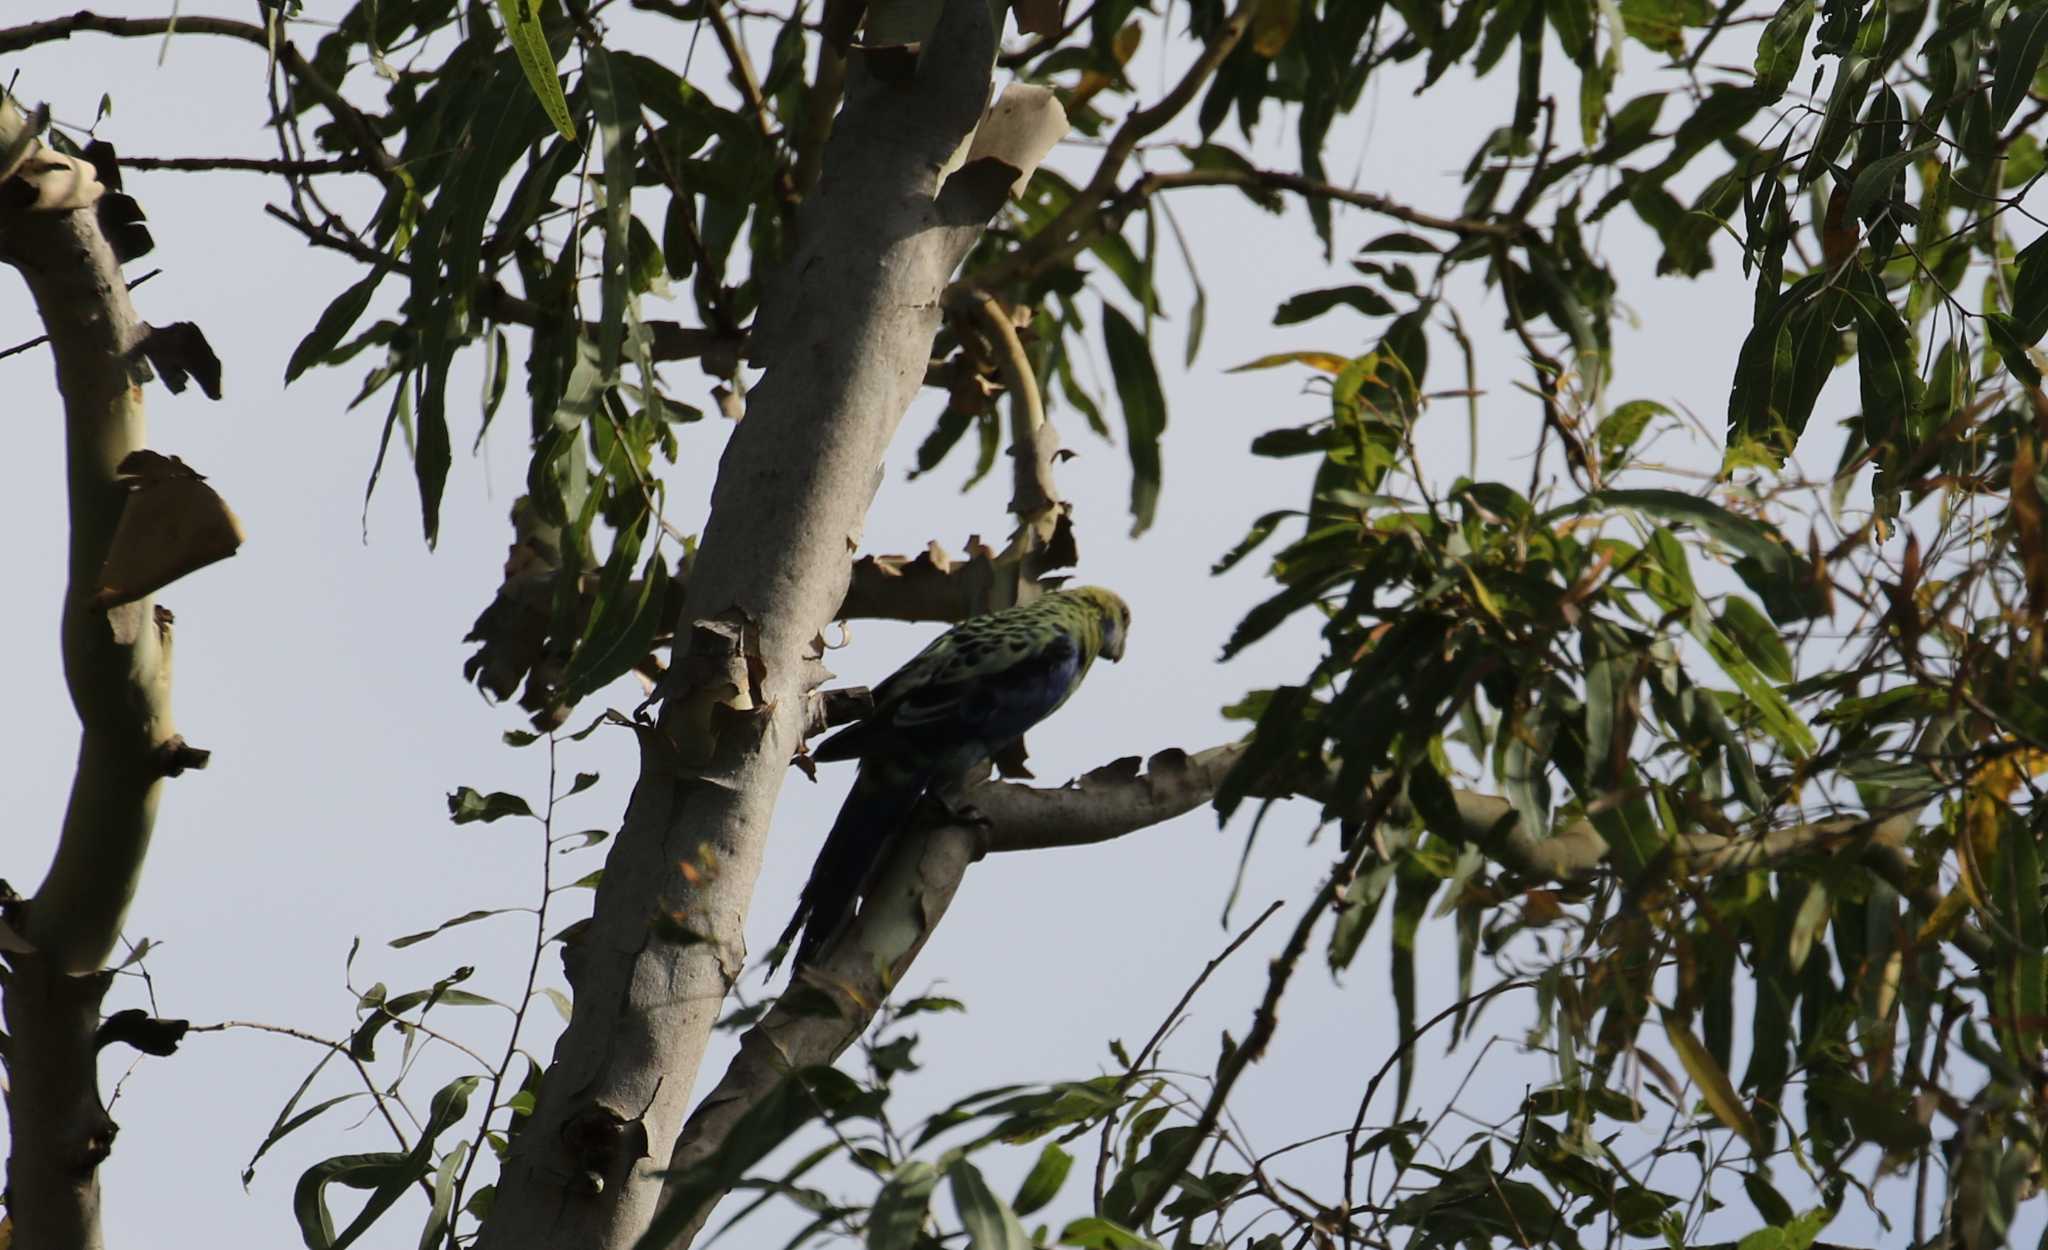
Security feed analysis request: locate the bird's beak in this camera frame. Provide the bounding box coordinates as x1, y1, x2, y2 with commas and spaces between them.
1104, 634, 1126, 662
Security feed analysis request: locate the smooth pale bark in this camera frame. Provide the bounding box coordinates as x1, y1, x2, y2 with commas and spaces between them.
473, 6, 1052, 1247
1, 96, 189, 1250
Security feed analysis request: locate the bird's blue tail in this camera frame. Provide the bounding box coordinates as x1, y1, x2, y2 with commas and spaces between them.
777, 763, 926, 974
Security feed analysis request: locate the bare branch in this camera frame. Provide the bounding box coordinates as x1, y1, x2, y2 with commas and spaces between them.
1136, 168, 1528, 241
944, 284, 1059, 522
0, 12, 401, 187
976, 745, 1245, 852
121, 154, 366, 175
706, 0, 776, 143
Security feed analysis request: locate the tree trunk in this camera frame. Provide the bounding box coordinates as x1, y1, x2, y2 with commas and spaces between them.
0, 94, 198, 1250
473, 4, 1035, 1246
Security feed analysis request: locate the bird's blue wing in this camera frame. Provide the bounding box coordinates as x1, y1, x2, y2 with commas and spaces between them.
891, 631, 1083, 748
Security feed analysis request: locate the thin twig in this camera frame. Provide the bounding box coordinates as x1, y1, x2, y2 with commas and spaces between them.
1137, 168, 1525, 241
704, 1, 774, 142
1094, 900, 1285, 1210
1125, 785, 1404, 1231
188, 1019, 439, 1200
449, 735, 566, 1239
0, 12, 400, 185
119, 154, 366, 174
1338, 979, 1537, 1224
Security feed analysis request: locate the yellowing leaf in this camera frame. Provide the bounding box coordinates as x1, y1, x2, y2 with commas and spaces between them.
1252, 0, 1297, 56
1227, 350, 1349, 374
1662, 1008, 1762, 1151
1917, 885, 1972, 947
1111, 20, 1143, 64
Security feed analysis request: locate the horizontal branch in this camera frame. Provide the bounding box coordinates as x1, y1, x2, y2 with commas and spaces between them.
464, 534, 1048, 720
977, 745, 1244, 851
0, 11, 399, 185
122, 154, 366, 175
654, 726, 1970, 1247
1134, 168, 1528, 241
974, 743, 1978, 964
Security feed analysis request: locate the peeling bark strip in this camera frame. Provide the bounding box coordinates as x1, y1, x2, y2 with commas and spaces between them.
473, 7, 1071, 1248
0, 94, 227, 1250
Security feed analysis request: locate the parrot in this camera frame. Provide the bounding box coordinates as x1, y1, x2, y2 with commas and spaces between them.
774, 585, 1132, 974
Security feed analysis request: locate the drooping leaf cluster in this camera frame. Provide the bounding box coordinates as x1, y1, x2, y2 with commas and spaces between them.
1207, 0, 2048, 1244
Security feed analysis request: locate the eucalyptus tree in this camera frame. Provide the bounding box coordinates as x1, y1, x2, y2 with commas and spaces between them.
5, 0, 2048, 1248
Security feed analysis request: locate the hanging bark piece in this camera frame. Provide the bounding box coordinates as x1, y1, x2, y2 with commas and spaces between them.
79, 139, 154, 263
0, 106, 103, 214
134, 321, 222, 398
90, 450, 244, 611
958, 83, 1067, 199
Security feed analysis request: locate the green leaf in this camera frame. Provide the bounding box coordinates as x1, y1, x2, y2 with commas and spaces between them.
286, 267, 389, 384
555, 543, 671, 709
447, 788, 535, 824
389, 908, 526, 949
244, 1052, 358, 1186
1212, 509, 1298, 574
1272, 285, 1396, 325
1390, 859, 1441, 1116
1848, 142, 1937, 221
1988, 313, 2044, 390
1101, 303, 1168, 536
405, 53, 550, 547
1799, 48, 1878, 183
1596, 399, 1667, 466
1360, 231, 1441, 254
868, 1161, 942, 1250
1727, 273, 1848, 465
1785, 879, 1829, 974
2012, 230, 2048, 344
1329, 856, 1398, 972
1013, 1143, 1073, 1217
1994, 6, 2048, 129
497, 0, 576, 140
951, 1160, 1030, 1250
418, 1142, 469, 1250
1999, 827, 2046, 1058
1563, 488, 1822, 622
638, 1068, 877, 1250
1662, 1010, 1761, 1151
1841, 269, 1920, 485
1744, 1172, 1796, 1226
1753, 0, 1815, 99
586, 47, 640, 379
293, 1076, 479, 1250
1058, 1217, 1163, 1250
1717, 596, 1794, 683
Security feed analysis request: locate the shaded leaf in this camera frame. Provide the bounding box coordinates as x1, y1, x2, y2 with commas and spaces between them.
1102, 303, 1167, 536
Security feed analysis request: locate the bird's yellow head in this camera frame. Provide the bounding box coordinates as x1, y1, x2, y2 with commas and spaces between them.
1066, 586, 1131, 662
